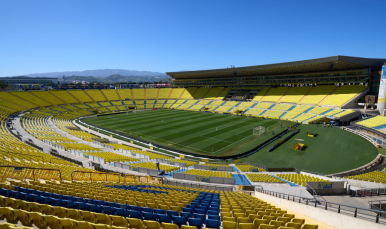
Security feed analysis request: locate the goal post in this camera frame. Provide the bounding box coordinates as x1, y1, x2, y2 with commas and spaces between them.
253, 126, 266, 136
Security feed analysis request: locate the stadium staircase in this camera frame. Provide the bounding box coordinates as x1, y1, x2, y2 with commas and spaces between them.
287, 106, 295, 111
270, 175, 299, 186
250, 103, 258, 108
259, 110, 268, 116
279, 112, 287, 118
320, 109, 333, 115
303, 107, 314, 113
232, 174, 252, 185
267, 104, 276, 109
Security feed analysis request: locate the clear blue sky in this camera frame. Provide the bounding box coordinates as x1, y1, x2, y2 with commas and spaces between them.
1, 0, 385, 77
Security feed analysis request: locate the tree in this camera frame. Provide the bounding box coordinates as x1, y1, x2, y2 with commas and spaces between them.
0, 81, 8, 89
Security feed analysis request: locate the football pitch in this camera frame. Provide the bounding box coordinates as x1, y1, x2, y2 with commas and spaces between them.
83, 109, 292, 156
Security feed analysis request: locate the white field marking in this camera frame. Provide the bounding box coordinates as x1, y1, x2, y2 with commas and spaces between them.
235, 128, 254, 137
111, 127, 212, 154
80, 119, 212, 155
161, 119, 191, 124
212, 134, 254, 154
199, 135, 234, 143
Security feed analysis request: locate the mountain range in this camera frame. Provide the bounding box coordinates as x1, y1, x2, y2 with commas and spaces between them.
4, 69, 171, 83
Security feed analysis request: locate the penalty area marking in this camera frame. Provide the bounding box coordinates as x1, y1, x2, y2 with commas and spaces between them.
161, 119, 191, 124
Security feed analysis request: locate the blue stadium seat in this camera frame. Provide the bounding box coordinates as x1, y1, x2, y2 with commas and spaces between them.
207, 210, 219, 215
194, 209, 206, 215
142, 207, 153, 213
114, 208, 128, 217
130, 206, 141, 212
186, 204, 196, 210
128, 210, 142, 219
101, 206, 114, 215
193, 213, 206, 224
180, 212, 192, 220
167, 210, 179, 218
172, 216, 187, 228
143, 212, 157, 221
85, 199, 97, 205
157, 214, 171, 224
31, 194, 41, 203
88, 204, 102, 213
188, 217, 203, 229
76, 202, 89, 211
52, 198, 64, 207
182, 208, 193, 214
208, 215, 220, 221
154, 209, 166, 215
205, 219, 220, 229
106, 201, 119, 208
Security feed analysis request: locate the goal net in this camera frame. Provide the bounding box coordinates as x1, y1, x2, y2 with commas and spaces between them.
253, 126, 266, 136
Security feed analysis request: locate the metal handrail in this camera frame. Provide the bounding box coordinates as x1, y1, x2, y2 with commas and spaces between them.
0, 165, 61, 181
257, 189, 386, 224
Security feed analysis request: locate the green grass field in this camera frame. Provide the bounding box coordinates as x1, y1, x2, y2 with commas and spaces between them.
83, 109, 379, 174
84, 109, 291, 156
239, 124, 378, 174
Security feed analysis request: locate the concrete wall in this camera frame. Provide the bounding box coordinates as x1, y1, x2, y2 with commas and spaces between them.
254, 191, 384, 229
173, 172, 235, 185
165, 179, 233, 192
194, 164, 233, 172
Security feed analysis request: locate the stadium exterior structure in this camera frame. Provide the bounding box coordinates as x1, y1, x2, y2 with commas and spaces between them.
167, 55, 386, 94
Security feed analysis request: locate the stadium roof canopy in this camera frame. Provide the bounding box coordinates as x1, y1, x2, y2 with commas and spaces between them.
167, 56, 386, 80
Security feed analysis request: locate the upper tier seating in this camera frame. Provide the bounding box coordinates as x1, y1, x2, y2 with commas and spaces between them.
0, 92, 37, 109
50, 91, 80, 104
203, 87, 225, 100
158, 88, 172, 99
31, 91, 65, 105
132, 89, 145, 100
117, 89, 133, 100
180, 88, 197, 99
216, 88, 230, 100
192, 88, 210, 99
86, 90, 107, 102
146, 89, 159, 99
68, 91, 93, 103
102, 89, 120, 101
10, 92, 51, 107
251, 87, 269, 102
321, 85, 367, 107
261, 87, 289, 103
169, 88, 185, 99
300, 86, 336, 105
279, 87, 311, 103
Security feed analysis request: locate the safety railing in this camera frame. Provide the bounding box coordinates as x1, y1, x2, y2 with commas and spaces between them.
0, 165, 61, 181
257, 189, 386, 224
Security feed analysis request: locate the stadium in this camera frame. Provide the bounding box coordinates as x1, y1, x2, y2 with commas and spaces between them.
2, 55, 386, 229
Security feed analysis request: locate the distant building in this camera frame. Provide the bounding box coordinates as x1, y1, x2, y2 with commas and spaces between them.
0, 77, 58, 85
